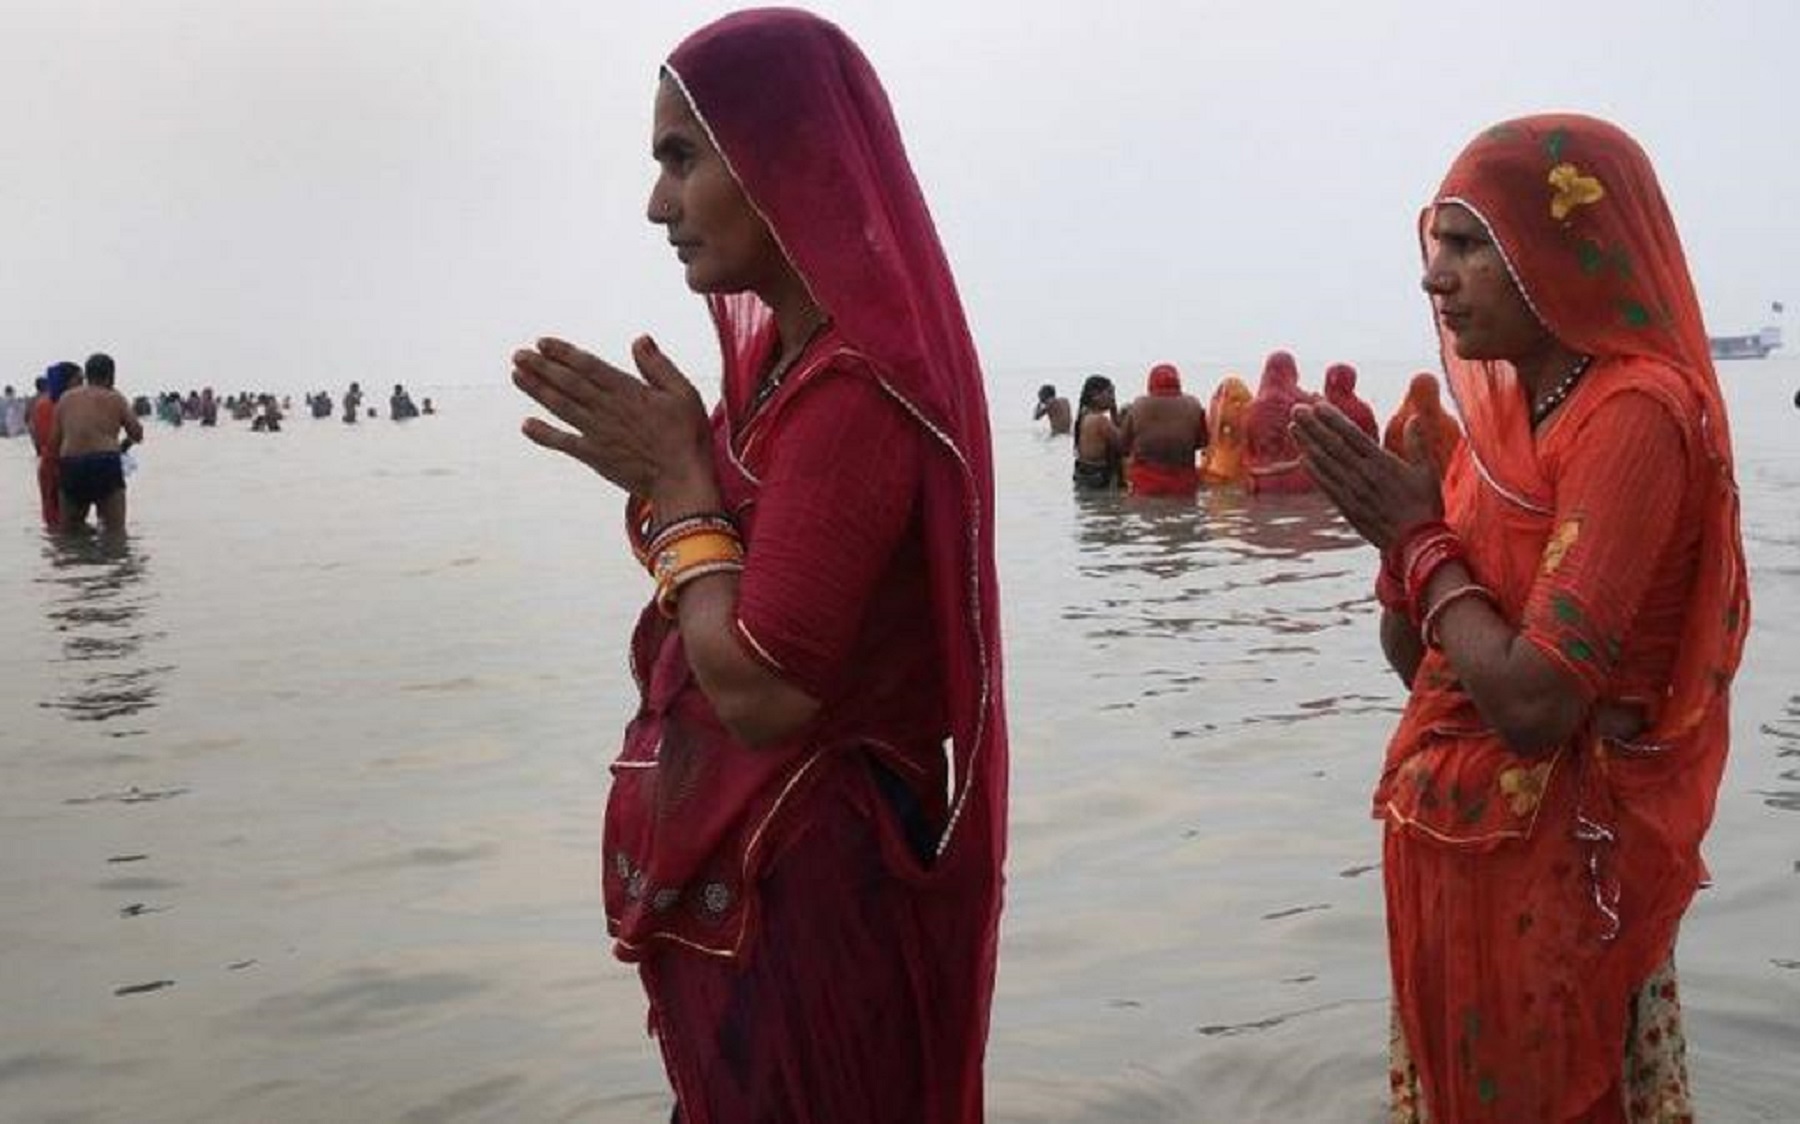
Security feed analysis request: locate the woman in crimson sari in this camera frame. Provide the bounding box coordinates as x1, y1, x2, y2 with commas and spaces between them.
511, 11, 1005, 1123
1244, 350, 1317, 493
1294, 115, 1747, 1122
1322, 362, 1380, 441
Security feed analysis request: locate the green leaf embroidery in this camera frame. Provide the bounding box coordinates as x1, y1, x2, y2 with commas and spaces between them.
1577, 240, 1605, 275
1620, 300, 1652, 327
1459, 795, 1489, 825
1551, 594, 1583, 624
1562, 637, 1596, 663
1545, 128, 1568, 162
1478, 1074, 1501, 1105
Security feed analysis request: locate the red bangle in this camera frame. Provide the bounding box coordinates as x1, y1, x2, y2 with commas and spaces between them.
1395, 522, 1466, 623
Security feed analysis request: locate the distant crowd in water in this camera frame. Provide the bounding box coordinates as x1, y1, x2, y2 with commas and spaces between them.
5, 367, 439, 536
1038, 352, 1462, 498
111, 380, 436, 432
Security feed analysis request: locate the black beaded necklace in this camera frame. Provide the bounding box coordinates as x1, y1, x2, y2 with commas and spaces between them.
748, 314, 832, 418
1530, 353, 1593, 428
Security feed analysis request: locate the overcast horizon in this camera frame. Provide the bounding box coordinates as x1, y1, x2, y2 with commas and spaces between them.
5, 0, 1794, 394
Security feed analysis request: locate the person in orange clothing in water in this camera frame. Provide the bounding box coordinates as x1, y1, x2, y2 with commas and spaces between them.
1383, 372, 1464, 479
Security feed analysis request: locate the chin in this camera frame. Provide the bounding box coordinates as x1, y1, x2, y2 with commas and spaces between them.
1448, 332, 1496, 361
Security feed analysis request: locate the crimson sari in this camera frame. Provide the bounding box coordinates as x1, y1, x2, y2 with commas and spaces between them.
1244, 350, 1315, 493
1323, 362, 1380, 441
1381, 115, 1748, 1122
602, 12, 1005, 1123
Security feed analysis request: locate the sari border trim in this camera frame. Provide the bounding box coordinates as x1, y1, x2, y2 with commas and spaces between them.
872, 372, 993, 861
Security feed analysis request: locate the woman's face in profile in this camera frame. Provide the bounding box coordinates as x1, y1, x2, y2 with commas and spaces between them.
1422, 203, 1547, 362
646, 79, 784, 295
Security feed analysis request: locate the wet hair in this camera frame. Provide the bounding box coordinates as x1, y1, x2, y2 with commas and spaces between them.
85, 352, 115, 386
36, 377, 47, 391
1038, 383, 1057, 402
1077, 375, 1113, 411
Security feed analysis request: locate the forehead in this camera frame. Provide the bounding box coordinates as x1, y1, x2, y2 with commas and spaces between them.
1430, 201, 1483, 235
652, 78, 701, 138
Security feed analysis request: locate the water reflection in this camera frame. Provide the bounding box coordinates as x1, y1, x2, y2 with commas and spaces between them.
1202, 490, 1364, 559
1065, 487, 1372, 649
37, 533, 167, 726
1074, 487, 1362, 573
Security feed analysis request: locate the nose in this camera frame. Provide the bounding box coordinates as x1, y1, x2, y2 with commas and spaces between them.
646, 178, 677, 226
1420, 259, 1456, 296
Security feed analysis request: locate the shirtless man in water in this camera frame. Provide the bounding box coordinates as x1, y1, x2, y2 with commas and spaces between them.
51, 352, 143, 534
1120, 363, 1207, 496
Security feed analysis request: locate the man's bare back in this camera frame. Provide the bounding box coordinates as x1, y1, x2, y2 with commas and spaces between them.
1120, 393, 1207, 466
56, 385, 142, 457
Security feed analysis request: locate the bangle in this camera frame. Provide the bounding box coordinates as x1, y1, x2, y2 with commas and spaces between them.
651, 529, 745, 619
1400, 526, 1467, 623
1419, 582, 1498, 650
644, 512, 740, 573
655, 559, 745, 618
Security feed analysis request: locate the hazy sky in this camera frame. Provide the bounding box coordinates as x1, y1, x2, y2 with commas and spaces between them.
4, 0, 1794, 395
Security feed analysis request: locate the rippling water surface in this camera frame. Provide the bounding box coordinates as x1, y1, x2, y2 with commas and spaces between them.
3, 360, 1796, 1122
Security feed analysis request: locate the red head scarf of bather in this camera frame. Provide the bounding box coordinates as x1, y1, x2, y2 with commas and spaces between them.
1147, 362, 1182, 397
1244, 349, 1317, 491
1322, 362, 1380, 440
1248, 349, 1305, 434
1380, 114, 1749, 1121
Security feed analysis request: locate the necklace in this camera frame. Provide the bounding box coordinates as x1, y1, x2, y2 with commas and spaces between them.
748, 312, 831, 417
1530, 353, 1593, 428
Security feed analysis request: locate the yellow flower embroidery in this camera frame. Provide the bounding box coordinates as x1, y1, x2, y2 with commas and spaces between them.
1498, 762, 1553, 817
1548, 163, 1605, 221
1541, 518, 1582, 574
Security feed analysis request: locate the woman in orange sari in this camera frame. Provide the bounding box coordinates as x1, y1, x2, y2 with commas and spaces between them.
1383, 372, 1463, 479
1200, 375, 1252, 487
1294, 115, 1747, 1122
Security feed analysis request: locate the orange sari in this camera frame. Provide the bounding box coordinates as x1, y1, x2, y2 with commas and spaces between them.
1382, 116, 1747, 1122
1200, 375, 1251, 486
1382, 372, 1463, 478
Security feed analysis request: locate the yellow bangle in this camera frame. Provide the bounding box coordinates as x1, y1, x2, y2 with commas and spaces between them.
651, 530, 745, 618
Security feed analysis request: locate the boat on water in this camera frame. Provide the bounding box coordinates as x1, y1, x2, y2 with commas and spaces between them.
1711, 301, 1785, 360
1709, 325, 1782, 360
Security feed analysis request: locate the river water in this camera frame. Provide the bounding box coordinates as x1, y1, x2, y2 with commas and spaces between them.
2, 358, 1794, 1122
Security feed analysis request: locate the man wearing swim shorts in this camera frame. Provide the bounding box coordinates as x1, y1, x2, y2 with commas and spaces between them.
52, 352, 143, 534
